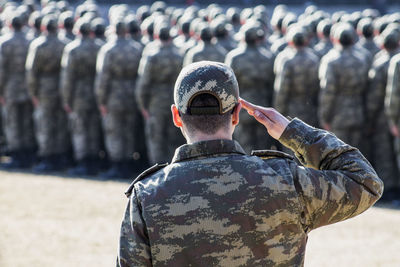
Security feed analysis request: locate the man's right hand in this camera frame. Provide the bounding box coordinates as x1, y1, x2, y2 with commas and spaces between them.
99, 104, 108, 116
32, 96, 39, 108
141, 109, 150, 120
0, 97, 5, 105
240, 98, 290, 140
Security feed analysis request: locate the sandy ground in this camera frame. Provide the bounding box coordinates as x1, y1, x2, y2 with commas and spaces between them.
1, 170, 400, 267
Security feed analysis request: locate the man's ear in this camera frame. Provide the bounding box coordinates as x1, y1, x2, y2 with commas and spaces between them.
232, 102, 241, 126
171, 104, 183, 127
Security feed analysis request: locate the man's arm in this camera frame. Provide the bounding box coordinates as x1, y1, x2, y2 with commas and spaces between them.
117, 188, 152, 267
241, 98, 383, 231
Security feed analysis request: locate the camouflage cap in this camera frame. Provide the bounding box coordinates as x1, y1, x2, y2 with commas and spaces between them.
174, 61, 239, 115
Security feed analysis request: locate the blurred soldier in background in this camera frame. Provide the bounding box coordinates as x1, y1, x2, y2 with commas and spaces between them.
319, 23, 369, 150
136, 23, 184, 164
95, 20, 142, 179
58, 10, 75, 44
367, 29, 400, 201
0, 14, 36, 168
225, 22, 275, 153
274, 25, 320, 127
26, 11, 42, 41
183, 24, 227, 66
26, 15, 70, 172
60, 19, 103, 176
91, 17, 106, 44
356, 18, 380, 56
313, 19, 333, 58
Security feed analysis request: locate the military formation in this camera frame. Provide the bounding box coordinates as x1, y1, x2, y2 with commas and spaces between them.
0, 0, 399, 200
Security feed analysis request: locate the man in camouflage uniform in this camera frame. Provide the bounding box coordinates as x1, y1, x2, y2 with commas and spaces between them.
313, 19, 333, 58
319, 23, 369, 150
95, 21, 142, 179
225, 23, 275, 153
117, 61, 383, 266
183, 24, 227, 66
26, 15, 70, 172
0, 15, 36, 168
136, 23, 184, 165
60, 19, 103, 176
384, 30, 400, 200
356, 18, 380, 57
274, 25, 320, 127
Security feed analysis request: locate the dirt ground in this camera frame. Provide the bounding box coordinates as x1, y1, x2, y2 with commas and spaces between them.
1, 170, 399, 267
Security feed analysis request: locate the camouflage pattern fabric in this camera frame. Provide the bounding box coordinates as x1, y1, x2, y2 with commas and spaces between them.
26, 33, 70, 156
274, 47, 320, 127
117, 118, 383, 266
95, 36, 142, 162
313, 39, 333, 58
367, 49, 399, 190
319, 46, 369, 150
356, 38, 380, 57
60, 36, 103, 160
225, 44, 275, 152
0, 31, 35, 152
136, 42, 184, 164
183, 41, 227, 66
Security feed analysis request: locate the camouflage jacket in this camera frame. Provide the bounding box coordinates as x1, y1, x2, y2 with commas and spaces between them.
117, 118, 383, 267
0, 31, 31, 103
319, 47, 369, 129
385, 52, 400, 128
274, 47, 320, 126
225, 44, 275, 107
367, 49, 396, 128
60, 36, 102, 111
313, 39, 333, 58
183, 41, 227, 67
25, 33, 66, 101
135, 42, 183, 112
95, 37, 142, 111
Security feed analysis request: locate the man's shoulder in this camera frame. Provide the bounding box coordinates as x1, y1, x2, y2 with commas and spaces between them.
124, 163, 169, 198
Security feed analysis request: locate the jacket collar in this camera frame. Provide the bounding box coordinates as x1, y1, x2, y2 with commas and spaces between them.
171, 139, 246, 163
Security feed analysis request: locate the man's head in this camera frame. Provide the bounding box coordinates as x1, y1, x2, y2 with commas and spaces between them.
171, 61, 241, 142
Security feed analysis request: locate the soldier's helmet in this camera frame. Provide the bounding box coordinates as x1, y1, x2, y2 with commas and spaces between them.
381, 28, 400, 50
59, 11, 74, 30
174, 61, 239, 115
74, 17, 91, 36
199, 24, 213, 42
240, 22, 263, 44
333, 22, 355, 46
286, 24, 307, 46
29, 11, 43, 30
155, 22, 171, 41
357, 18, 374, 38
10, 14, 23, 30
42, 14, 58, 33
91, 17, 105, 37
317, 19, 332, 38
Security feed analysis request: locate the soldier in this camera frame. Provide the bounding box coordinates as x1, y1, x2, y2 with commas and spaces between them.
313, 19, 333, 58
225, 23, 275, 153
274, 25, 320, 127
58, 11, 75, 44
210, 17, 237, 52
95, 20, 142, 179
319, 23, 369, 150
91, 17, 106, 44
60, 19, 103, 176
117, 61, 383, 266
26, 11, 43, 41
26, 15, 70, 172
384, 32, 400, 200
183, 24, 227, 66
367, 29, 400, 201
271, 12, 297, 56
136, 23, 184, 165
356, 18, 380, 57
0, 15, 36, 168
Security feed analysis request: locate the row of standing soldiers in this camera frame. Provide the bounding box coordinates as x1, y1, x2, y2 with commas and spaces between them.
1, 1, 400, 199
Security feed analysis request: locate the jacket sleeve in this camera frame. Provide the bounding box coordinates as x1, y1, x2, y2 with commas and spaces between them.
385, 57, 400, 127
318, 59, 337, 126
60, 47, 76, 108
117, 188, 152, 267
25, 42, 40, 98
95, 47, 112, 106
279, 118, 383, 232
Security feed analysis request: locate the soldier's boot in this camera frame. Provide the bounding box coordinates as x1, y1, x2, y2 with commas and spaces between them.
32, 155, 60, 173
100, 161, 125, 179
1, 151, 25, 169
